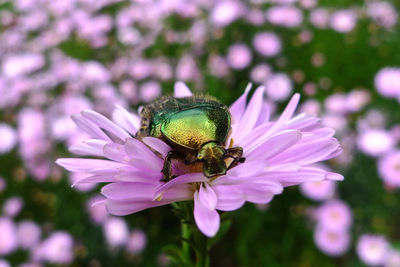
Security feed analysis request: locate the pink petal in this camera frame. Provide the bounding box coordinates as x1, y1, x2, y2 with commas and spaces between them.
194, 191, 220, 237
102, 182, 160, 200
112, 105, 141, 135
255, 102, 271, 126
213, 185, 245, 211
269, 138, 340, 165
326, 172, 344, 181
265, 168, 328, 186
235, 86, 265, 141
214, 173, 283, 194
105, 197, 187, 215
241, 185, 275, 204
215, 160, 269, 181
71, 114, 111, 141
246, 130, 301, 160
174, 81, 193, 98
72, 174, 117, 186
103, 143, 128, 162
104, 184, 193, 215
81, 109, 131, 142
152, 173, 206, 200
129, 158, 163, 173
124, 138, 161, 162
285, 113, 320, 131
142, 137, 171, 158
249, 93, 300, 149
230, 83, 252, 131
56, 158, 125, 172
69, 143, 105, 157
198, 183, 217, 210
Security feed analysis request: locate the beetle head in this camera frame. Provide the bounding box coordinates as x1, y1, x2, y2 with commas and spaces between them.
197, 142, 227, 178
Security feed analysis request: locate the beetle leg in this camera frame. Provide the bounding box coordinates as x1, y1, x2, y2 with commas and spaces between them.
225, 147, 245, 169
161, 151, 183, 182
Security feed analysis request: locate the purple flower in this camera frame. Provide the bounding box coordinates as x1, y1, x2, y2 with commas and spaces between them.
264, 73, 293, 101
33, 231, 74, 264
300, 180, 336, 201
378, 151, 400, 188
227, 44, 252, 70
57, 82, 343, 237
316, 200, 352, 231
103, 217, 129, 248
16, 221, 41, 250
210, 1, 245, 27
266, 5, 303, 28
375, 67, 400, 99
3, 197, 23, 218
0, 260, 10, 267
253, 32, 281, 57
314, 226, 350, 256
126, 229, 147, 254
330, 10, 357, 33
357, 234, 389, 266
357, 129, 394, 157
0, 217, 18, 255
0, 124, 17, 154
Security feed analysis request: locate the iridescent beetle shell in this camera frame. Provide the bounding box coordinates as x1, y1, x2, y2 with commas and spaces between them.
137, 95, 244, 181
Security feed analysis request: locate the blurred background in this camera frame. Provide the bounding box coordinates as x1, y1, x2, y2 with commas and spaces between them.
1, 0, 400, 266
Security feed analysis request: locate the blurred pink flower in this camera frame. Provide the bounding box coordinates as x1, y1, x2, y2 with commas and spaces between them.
208, 55, 230, 77
0, 124, 17, 154
16, 221, 41, 250
253, 32, 281, 57
375, 68, 400, 99
266, 5, 303, 28
314, 226, 350, 256
139, 81, 162, 103
310, 8, 330, 29
2, 53, 45, 78
57, 82, 343, 237
357, 129, 394, 157
103, 217, 129, 247
33, 232, 74, 264
176, 55, 200, 81
126, 229, 147, 254
264, 73, 293, 101
357, 234, 389, 266
227, 44, 252, 70
330, 10, 357, 33
210, 1, 245, 27
325, 94, 348, 114
0, 260, 10, 267
316, 200, 352, 231
300, 180, 336, 201
384, 249, 400, 267
346, 90, 370, 112
250, 64, 272, 84
367, 1, 398, 29
3, 197, 23, 218
378, 151, 400, 187
0, 217, 18, 255
299, 99, 320, 116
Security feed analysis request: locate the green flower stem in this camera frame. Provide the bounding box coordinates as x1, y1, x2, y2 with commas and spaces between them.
170, 201, 211, 266
181, 219, 191, 260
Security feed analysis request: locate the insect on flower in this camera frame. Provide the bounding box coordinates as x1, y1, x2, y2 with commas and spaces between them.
137, 95, 245, 182
56, 81, 344, 237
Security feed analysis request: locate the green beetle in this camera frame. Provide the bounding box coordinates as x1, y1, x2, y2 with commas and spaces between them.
137, 95, 245, 182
